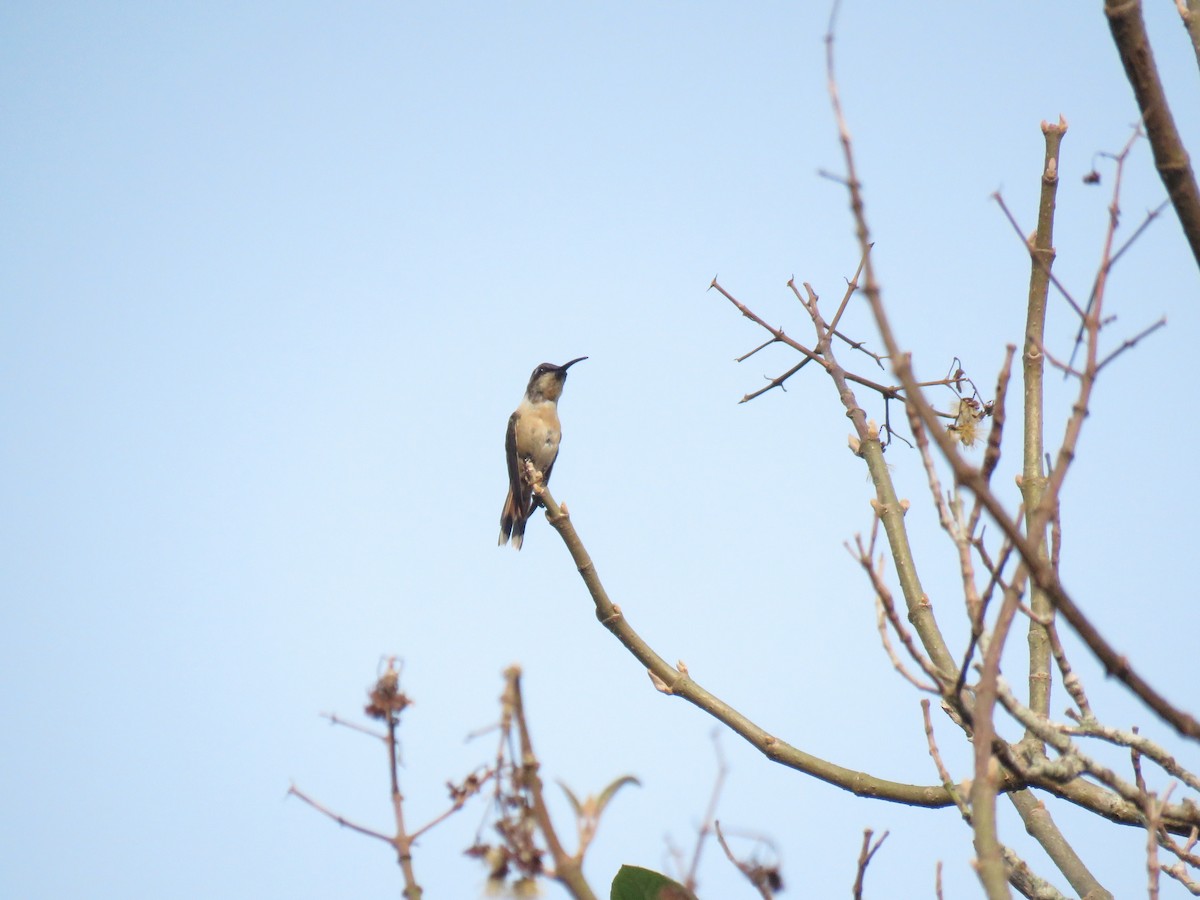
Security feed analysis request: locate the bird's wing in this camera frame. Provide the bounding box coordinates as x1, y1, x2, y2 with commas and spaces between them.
504, 411, 530, 517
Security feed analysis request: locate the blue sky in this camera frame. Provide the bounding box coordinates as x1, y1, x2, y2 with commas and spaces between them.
3, 3, 1199, 898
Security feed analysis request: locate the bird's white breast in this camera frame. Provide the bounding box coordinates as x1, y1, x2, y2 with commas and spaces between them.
517, 400, 562, 470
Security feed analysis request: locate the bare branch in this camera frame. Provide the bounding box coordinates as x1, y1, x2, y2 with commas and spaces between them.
1108, 199, 1171, 270
921, 700, 970, 821
1105, 0, 1200, 270
320, 711, 386, 741
992, 190, 1085, 319
410, 767, 494, 842
536, 480, 964, 809
739, 359, 811, 404
1046, 619, 1094, 721
1095, 316, 1167, 373
287, 784, 395, 845
850, 535, 941, 692
714, 821, 782, 900
713, 277, 903, 403
1017, 120, 1068, 751
1145, 784, 1176, 900
851, 828, 889, 900
685, 733, 729, 892
504, 666, 598, 900
735, 335, 780, 363
1007, 789, 1113, 899
1062, 718, 1200, 794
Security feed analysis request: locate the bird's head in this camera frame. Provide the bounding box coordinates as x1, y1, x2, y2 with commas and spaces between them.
525, 356, 587, 402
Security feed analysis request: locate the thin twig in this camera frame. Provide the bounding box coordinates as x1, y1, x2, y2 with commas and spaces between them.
992, 191, 1085, 318
736, 335, 780, 363
851, 535, 942, 691
287, 784, 395, 844
1108, 199, 1171, 270
321, 711, 387, 741
921, 700, 971, 821
828, 244, 872, 334
714, 821, 779, 900
1061, 718, 1200, 794
1096, 316, 1167, 373
685, 732, 729, 892
739, 359, 811, 404
851, 828, 889, 900
1047, 619, 1094, 721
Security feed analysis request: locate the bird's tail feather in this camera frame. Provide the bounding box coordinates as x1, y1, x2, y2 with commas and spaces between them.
498, 489, 525, 550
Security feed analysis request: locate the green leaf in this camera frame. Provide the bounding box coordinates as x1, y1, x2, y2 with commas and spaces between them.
610, 865, 698, 900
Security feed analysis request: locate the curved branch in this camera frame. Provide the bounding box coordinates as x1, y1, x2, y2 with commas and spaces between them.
534, 480, 962, 809
535, 478, 1200, 844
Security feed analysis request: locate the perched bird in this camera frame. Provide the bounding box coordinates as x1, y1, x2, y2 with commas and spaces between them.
498, 357, 587, 549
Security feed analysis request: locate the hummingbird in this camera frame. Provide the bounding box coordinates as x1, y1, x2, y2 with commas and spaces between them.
498, 357, 587, 550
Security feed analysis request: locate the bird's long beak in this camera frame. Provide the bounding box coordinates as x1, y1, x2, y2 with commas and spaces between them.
559, 356, 588, 371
